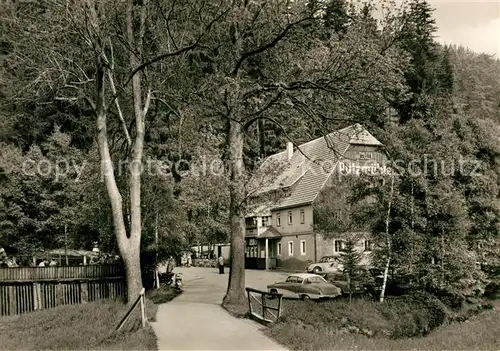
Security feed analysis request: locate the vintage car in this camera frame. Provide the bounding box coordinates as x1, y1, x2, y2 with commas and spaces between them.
324, 267, 378, 296
363, 269, 414, 297
325, 272, 368, 296
267, 273, 342, 300
306, 256, 344, 274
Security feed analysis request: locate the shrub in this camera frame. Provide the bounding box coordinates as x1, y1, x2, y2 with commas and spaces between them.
272, 292, 452, 340
277, 258, 310, 272
484, 280, 500, 299
146, 285, 182, 305
382, 292, 451, 338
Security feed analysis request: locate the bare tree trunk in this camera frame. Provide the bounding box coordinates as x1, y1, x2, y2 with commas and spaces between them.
258, 117, 265, 159
380, 175, 395, 303
441, 231, 445, 282
94, 0, 150, 303
64, 224, 69, 266
223, 119, 247, 306
347, 274, 352, 303
95, 59, 139, 300
123, 0, 149, 302
155, 210, 160, 289
410, 181, 414, 275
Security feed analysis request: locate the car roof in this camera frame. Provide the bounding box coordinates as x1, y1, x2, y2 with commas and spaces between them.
288, 273, 323, 279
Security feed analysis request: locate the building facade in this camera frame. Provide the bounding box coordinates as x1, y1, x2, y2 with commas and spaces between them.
244, 124, 387, 271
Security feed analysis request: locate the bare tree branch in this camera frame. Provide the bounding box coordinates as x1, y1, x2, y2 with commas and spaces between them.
243, 91, 283, 130
231, 16, 312, 77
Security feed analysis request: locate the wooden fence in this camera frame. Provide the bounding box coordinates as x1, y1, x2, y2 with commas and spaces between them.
245, 287, 283, 324
0, 265, 125, 316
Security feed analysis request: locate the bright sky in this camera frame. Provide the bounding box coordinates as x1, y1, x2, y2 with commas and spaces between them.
429, 0, 500, 57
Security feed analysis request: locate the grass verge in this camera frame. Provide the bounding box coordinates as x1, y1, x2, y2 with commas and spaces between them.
0, 286, 181, 350
267, 302, 500, 350
0, 298, 157, 350
265, 295, 499, 350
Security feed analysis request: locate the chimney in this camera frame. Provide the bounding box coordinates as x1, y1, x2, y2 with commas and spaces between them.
286, 141, 293, 161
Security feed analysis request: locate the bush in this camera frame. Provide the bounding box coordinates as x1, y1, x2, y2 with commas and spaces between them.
384, 292, 451, 338
146, 285, 182, 305
277, 258, 311, 272
484, 280, 500, 299
272, 292, 452, 340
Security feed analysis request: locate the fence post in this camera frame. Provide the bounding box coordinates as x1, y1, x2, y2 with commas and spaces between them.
33, 283, 39, 310
246, 289, 252, 315
116, 287, 146, 331
8, 285, 16, 315
140, 291, 146, 328
277, 295, 282, 320
261, 292, 266, 321
56, 283, 64, 306
81, 281, 88, 303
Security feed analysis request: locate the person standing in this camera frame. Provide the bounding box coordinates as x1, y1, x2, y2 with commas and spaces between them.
166, 256, 175, 273
218, 255, 224, 274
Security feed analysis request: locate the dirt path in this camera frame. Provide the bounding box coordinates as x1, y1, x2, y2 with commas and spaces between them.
151, 267, 288, 350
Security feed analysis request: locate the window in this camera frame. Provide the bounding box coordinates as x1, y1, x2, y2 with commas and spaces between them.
300, 240, 306, 255
359, 152, 366, 159
307, 276, 326, 284
300, 209, 305, 224
277, 242, 282, 256
276, 213, 281, 226
288, 211, 293, 225
366, 153, 373, 159
288, 241, 294, 256
364, 240, 372, 252
286, 275, 303, 283
262, 216, 269, 227
334, 240, 345, 253
246, 217, 257, 228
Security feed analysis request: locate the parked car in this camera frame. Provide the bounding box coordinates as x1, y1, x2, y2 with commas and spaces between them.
325, 269, 373, 296
306, 256, 343, 275
362, 268, 414, 297
267, 273, 342, 300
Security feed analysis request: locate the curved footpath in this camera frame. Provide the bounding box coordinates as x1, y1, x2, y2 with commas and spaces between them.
151, 267, 288, 350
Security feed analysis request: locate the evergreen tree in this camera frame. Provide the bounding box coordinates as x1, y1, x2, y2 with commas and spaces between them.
394, 0, 444, 122
323, 0, 350, 37
338, 235, 363, 302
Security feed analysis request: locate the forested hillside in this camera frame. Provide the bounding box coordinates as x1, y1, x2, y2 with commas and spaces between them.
0, 0, 498, 302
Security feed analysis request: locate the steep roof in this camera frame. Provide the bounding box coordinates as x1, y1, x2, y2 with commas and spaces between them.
258, 226, 282, 239
247, 124, 382, 213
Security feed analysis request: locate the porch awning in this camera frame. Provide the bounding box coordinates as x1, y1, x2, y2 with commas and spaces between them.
38, 249, 96, 257
258, 227, 282, 239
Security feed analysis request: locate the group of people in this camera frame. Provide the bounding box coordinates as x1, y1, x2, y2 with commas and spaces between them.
180, 253, 192, 267
38, 259, 57, 267
165, 254, 225, 274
